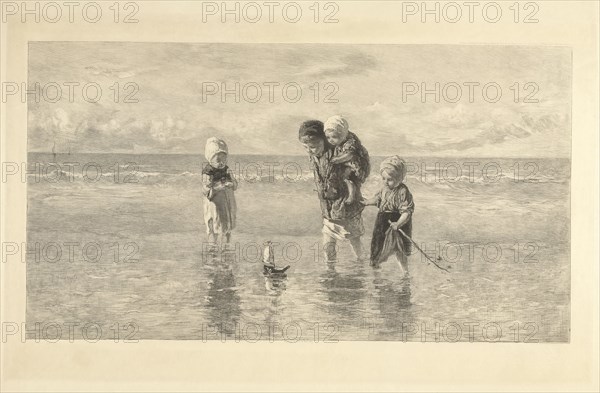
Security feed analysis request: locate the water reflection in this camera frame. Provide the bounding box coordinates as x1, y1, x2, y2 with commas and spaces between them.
204, 252, 241, 336
369, 270, 413, 339
264, 273, 288, 294
261, 272, 288, 339
318, 261, 367, 326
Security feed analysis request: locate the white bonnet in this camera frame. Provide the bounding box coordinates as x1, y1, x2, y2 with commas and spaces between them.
324, 115, 349, 137
205, 137, 228, 162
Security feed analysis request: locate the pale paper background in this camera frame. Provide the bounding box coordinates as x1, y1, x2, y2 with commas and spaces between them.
1, 1, 598, 391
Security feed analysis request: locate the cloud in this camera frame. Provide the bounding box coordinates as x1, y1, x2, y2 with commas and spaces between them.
426, 113, 568, 152
27, 42, 571, 157
430, 104, 486, 129
360, 101, 415, 138
149, 116, 188, 143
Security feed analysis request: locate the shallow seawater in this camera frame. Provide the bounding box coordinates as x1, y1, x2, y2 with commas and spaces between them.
26, 153, 570, 342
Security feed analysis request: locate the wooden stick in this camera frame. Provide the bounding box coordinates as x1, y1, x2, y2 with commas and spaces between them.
388, 220, 450, 273
399, 229, 450, 273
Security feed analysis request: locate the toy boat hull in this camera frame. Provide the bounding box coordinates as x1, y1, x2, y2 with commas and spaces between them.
263, 265, 290, 274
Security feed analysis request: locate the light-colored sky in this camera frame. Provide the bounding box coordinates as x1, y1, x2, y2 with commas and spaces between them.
28, 42, 571, 157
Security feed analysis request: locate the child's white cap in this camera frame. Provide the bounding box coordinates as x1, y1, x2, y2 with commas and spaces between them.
324, 115, 349, 136
205, 137, 228, 162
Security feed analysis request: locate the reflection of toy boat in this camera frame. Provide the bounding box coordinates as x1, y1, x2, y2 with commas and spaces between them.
264, 265, 290, 274
263, 241, 290, 275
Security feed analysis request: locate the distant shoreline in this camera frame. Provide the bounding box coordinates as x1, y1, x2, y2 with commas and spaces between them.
27, 152, 571, 160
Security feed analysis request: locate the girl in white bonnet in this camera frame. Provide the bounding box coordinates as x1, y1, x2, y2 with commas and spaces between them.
323, 115, 370, 206
202, 137, 238, 248
362, 156, 414, 272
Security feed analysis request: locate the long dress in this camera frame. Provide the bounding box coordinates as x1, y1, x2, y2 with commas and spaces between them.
202, 164, 237, 236
370, 183, 414, 264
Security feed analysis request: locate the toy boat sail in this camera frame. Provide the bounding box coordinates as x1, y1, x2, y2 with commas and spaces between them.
263, 241, 290, 274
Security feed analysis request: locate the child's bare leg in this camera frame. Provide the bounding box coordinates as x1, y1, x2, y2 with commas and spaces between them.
206, 232, 218, 253
341, 167, 356, 204
206, 220, 216, 244
349, 236, 364, 261
207, 230, 218, 247
221, 233, 232, 251
344, 179, 357, 204
322, 232, 337, 263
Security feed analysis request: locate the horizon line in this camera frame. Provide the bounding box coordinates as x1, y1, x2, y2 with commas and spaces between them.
28, 151, 571, 159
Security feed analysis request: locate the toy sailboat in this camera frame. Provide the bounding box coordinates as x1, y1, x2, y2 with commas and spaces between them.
263, 241, 290, 275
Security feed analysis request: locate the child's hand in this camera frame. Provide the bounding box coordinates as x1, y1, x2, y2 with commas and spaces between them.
389, 220, 401, 231
223, 182, 234, 188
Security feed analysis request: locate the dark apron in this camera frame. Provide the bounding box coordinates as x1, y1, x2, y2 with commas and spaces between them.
370, 211, 412, 263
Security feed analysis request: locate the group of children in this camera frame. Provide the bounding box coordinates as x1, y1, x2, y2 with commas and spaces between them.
201, 116, 414, 270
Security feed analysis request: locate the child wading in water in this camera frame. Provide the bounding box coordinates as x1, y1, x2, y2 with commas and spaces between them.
324, 115, 370, 205
202, 137, 237, 249
362, 156, 414, 273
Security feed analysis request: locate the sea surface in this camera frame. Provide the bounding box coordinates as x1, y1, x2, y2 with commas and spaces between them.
26, 153, 570, 342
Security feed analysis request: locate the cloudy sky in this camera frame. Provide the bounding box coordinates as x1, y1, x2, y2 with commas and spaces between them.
28, 42, 571, 157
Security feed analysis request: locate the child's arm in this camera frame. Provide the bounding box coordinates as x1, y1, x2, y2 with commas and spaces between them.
224, 169, 238, 190
390, 212, 411, 230
330, 151, 354, 165
361, 189, 381, 206
361, 196, 378, 206
390, 186, 414, 230
202, 173, 215, 199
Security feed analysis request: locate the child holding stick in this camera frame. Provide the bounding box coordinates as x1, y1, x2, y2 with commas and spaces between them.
362, 156, 414, 272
